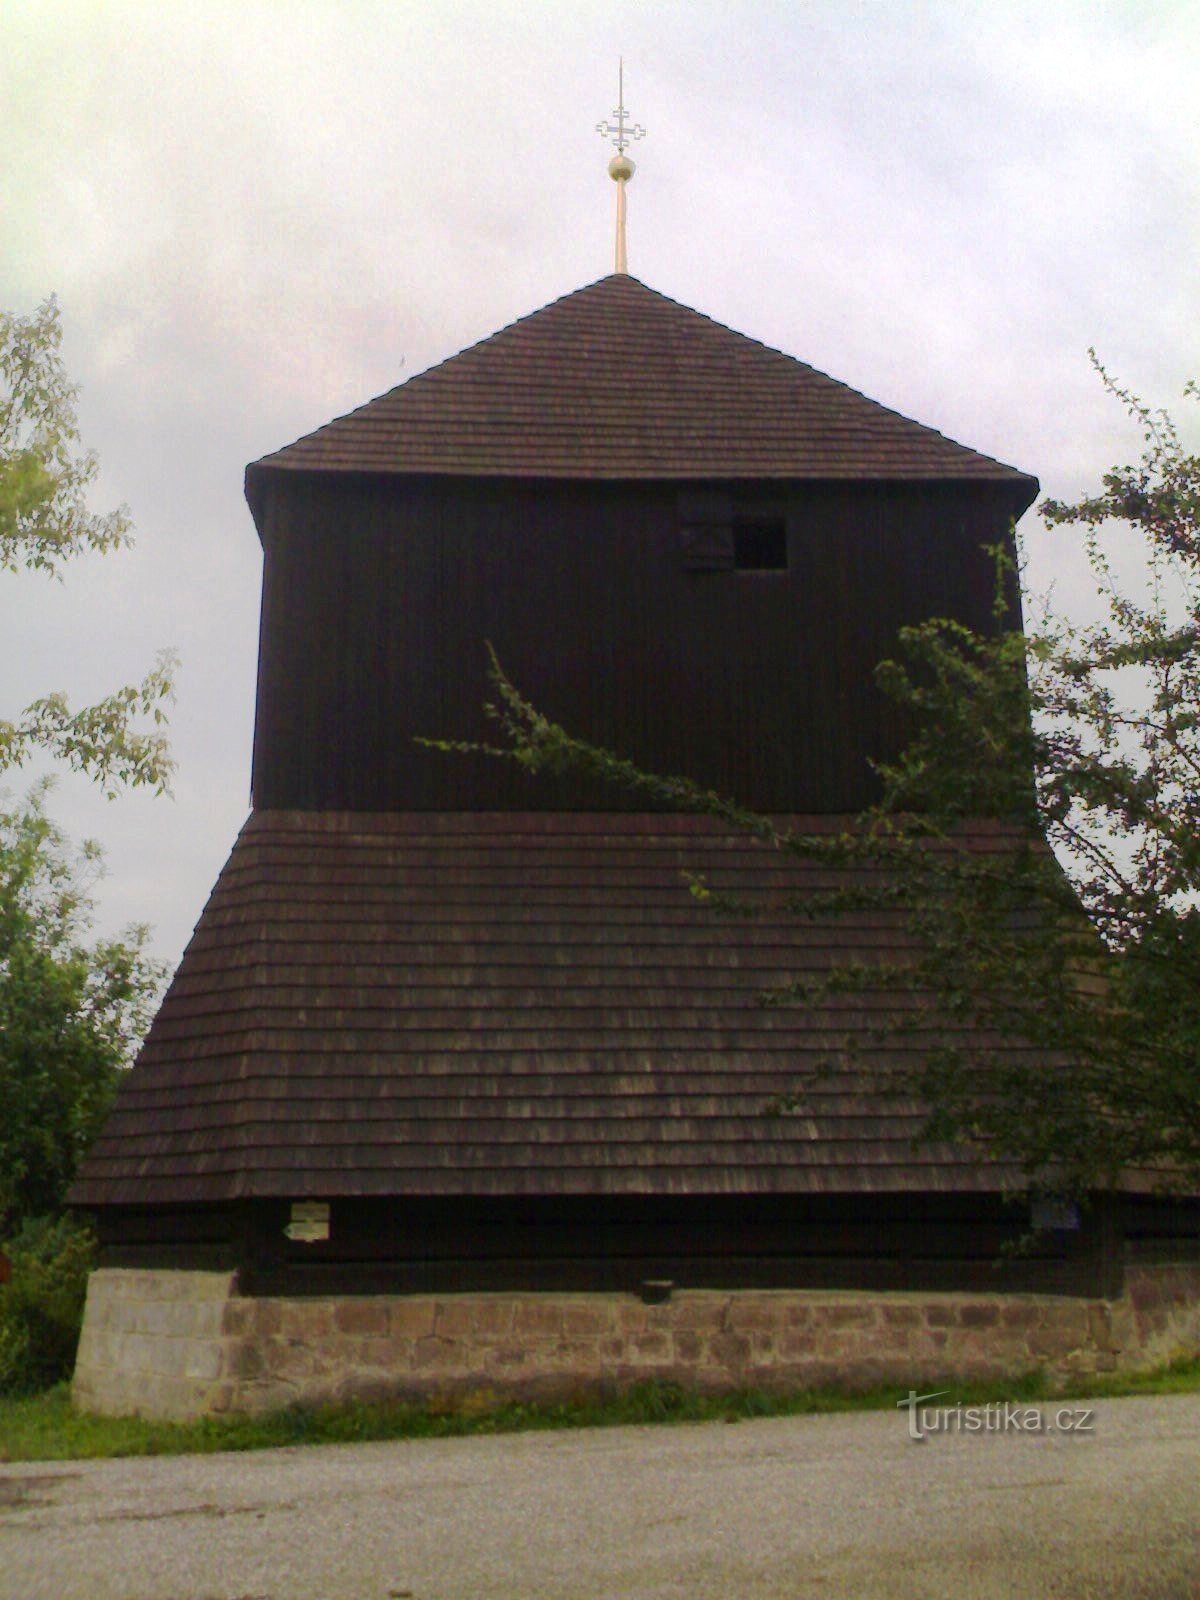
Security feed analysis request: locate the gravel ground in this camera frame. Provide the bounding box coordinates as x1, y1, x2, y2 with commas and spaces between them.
1, 1393, 1197, 1599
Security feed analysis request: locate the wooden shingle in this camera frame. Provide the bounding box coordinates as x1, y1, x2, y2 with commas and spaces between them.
245, 275, 1036, 499
71, 811, 1040, 1207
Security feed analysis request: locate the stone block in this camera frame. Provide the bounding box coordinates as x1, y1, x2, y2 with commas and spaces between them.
250, 1301, 284, 1336
630, 1332, 671, 1361
83, 1292, 112, 1334
958, 1302, 1001, 1329
1026, 1328, 1082, 1360
727, 1297, 787, 1332
707, 1331, 751, 1371
561, 1301, 614, 1337
167, 1271, 236, 1302
178, 1299, 228, 1338
153, 1273, 193, 1303
879, 1302, 922, 1328
413, 1336, 462, 1371
779, 1329, 819, 1358
1060, 1297, 1093, 1328
387, 1336, 419, 1370
640, 1303, 677, 1331
183, 1342, 225, 1382
471, 1298, 517, 1337
154, 1337, 196, 1379
947, 1328, 995, 1361
117, 1300, 150, 1336
200, 1382, 237, 1414
112, 1332, 156, 1375
819, 1304, 878, 1330
273, 1341, 317, 1381
78, 1328, 115, 1372
133, 1375, 195, 1422
487, 1342, 531, 1370
547, 1340, 604, 1376
107, 1304, 140, 1338
334, 1301, 389, 1336
672, 1295, 729, 1332
673, 1331, 703, 1362
356, 1336, 408, 1370
513, 1300, 564, 1337
924, 1304, 958, 1329
230, 1341, 265, 1380
280, 1301, 333, 1339
875, 1328, 918, 1356
434, 1300, 477, 1337
1086, 1304, 1116, 1350
103, 1269, 144, 1300
614, 1300, 649, 1333
999, 1301, 1041, 1330
220, 1301, 252, 1336
309, 1337, 344, 1374
388, 1299, 438, 1338
146, 1301, 183, 1336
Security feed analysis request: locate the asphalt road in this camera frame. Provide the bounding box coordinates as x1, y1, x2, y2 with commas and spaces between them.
2, 1394, 1197, 1600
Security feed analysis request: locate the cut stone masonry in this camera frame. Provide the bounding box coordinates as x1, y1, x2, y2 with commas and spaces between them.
72, 1265, 1200, 1421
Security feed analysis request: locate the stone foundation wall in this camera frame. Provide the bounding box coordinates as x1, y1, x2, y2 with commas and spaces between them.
1115, 1263, 1200, 1369
72, 1270, 237, 1421
72, 1265, 1200, 1421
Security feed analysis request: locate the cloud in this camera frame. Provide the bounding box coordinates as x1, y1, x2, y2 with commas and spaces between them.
2, 0, 1195, 968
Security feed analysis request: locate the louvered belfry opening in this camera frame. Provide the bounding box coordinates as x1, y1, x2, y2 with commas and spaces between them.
74, 273, 1145, 1300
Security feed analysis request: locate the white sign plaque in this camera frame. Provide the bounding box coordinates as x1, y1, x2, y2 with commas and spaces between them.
285, 1201, 331, 1243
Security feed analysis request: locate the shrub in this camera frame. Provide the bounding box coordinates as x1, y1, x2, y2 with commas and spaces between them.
0, 1213, 96, 1396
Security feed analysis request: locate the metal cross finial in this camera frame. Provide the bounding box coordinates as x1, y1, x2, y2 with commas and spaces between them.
596, 58, 645, 155
597, 59, 645, 273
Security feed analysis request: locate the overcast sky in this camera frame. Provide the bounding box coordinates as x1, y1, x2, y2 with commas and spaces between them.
3, 0, 1198, 975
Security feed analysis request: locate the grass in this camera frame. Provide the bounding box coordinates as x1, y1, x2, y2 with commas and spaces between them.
1, 1356, 1198, 1464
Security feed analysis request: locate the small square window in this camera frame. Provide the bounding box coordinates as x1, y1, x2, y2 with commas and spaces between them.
734, 520, 788, 571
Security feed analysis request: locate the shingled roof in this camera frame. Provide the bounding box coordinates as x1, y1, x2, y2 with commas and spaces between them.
73, 810, 1040, 1208
246, 274, 1037, 495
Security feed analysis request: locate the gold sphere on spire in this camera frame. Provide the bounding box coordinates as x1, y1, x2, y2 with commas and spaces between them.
608, 152, 635, 183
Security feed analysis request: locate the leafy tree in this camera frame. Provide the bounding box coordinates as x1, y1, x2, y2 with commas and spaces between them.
807, 467, 1199, 1193
0, 1212, 97, 1395
438, 364, 1200, 1196
0, 294, 173, 1237
1, 295, 174, 795
0, 782, 165, 1235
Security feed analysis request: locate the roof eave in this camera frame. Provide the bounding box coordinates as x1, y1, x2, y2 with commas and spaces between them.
245, 458, 1040, 536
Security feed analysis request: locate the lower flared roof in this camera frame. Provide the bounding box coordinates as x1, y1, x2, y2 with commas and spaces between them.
72, 810, 1038, 1208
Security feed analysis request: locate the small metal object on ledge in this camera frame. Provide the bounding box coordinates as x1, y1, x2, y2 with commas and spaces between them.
640, 1279, 675, 1305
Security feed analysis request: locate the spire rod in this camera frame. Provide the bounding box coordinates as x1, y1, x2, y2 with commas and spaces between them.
596, 57, 645, 274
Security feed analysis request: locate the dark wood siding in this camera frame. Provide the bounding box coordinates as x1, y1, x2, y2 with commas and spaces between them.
96, 1194, 1118, 1298
1123, 1196, 1200, 1263
251, 474, 1022, 813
